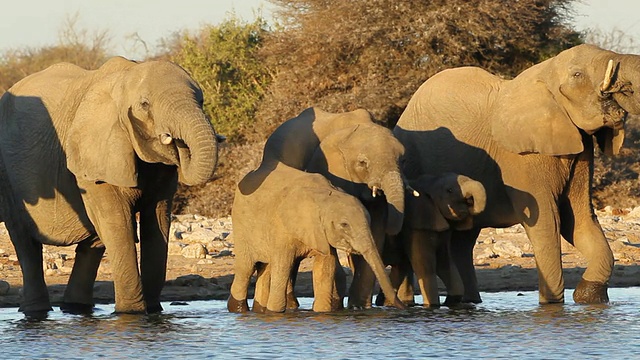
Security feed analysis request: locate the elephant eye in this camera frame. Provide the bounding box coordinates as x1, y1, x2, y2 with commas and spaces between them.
446, 188, 453, 194
573, 71, 582, 78
140, 98, 150, 111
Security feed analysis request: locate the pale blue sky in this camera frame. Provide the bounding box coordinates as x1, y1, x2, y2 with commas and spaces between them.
0, 0, 639, 59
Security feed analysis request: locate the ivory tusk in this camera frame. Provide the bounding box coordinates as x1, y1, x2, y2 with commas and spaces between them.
600, 59, 615, 93
406, 184, 420, 197
160, 133, 173, 145
372, 186, 379, 198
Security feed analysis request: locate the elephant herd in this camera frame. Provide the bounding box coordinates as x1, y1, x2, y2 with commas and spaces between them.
0, 44, 637, 317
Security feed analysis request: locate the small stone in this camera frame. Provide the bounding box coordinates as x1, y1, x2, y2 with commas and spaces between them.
492, 241, 524, 258
181, 243, 208, 259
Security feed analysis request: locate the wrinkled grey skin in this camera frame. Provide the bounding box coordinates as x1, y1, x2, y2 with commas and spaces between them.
0, 57, 219, 316
228, 163, 405, 313
395, 44, 640, 304
247, 107, 405, 311
379, 173, 486, 308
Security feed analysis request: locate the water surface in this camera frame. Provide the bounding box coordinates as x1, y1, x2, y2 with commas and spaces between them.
1, 288, 639, 359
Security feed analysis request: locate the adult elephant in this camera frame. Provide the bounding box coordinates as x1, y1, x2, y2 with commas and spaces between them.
394, 44, 640, 305
0, 57, 220, 316
244, 107, 405, 310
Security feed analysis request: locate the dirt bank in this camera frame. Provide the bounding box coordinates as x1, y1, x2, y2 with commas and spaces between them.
1, 207, 640, 309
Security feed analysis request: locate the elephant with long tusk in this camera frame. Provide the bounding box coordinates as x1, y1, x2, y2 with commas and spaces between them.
394, 44, 640, 305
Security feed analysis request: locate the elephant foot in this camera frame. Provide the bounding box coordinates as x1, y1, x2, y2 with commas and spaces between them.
376, 293, 414, 308
286, 292, 300, 310
443, 295, 463, 307
60, 302, 95, 315
252, 300, 267, 314
146, 303, 163, 314
19, 303, 53, 319
227, 295, 250, 313
444, 295, 475, 309
573, 279, 609, 304
462, 293, 482, 304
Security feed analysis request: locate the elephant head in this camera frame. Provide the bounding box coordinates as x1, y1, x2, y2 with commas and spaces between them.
309, 124, 406, 235
491, 44, 640, 157
406, 173, 487, 231
65, 57, 219, 187
307, 190, 405, 310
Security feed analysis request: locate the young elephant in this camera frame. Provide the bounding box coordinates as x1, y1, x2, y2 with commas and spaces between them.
378, 173, 486, 307
228, 163, 405, 313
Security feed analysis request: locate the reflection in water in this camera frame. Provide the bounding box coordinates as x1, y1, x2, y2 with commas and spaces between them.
1, 288, 640, 358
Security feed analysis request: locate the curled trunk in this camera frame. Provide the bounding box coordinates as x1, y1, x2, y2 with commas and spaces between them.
170, 104, 219, 186
460, 179, 487, 215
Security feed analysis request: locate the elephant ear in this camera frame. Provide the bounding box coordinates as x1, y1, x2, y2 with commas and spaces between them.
66, 80, 138, 187
491, 79, 583, 155
595, 126, 625, 156
406, 191, 450, 232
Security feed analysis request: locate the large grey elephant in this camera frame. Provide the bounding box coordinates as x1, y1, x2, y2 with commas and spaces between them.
228, 162, 405, 313
245, 107, 406, 310
0, 57, 220, 316
379, 173, 486, 307
394, 44, 640, 305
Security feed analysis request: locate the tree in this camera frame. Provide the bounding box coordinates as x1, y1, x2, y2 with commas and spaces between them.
169, 17, 272, 143
257, 0, 582, 130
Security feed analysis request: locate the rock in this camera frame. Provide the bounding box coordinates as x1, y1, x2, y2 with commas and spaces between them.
475, 247, 497, 260
0, 280, 10, 295
180, 227, 218, 242
181, 243, 208, 259
168, 241, 186, 256
492, 241, 524, 258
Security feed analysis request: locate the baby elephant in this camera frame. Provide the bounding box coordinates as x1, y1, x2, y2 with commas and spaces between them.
379, 173, 486, 307
228, 162, 405, 313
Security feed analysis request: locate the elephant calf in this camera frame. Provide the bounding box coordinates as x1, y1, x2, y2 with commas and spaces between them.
228, 162, 405, 313
379, 173, 486, 308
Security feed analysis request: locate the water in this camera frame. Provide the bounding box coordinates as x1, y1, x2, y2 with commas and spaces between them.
1, 288, 639, 359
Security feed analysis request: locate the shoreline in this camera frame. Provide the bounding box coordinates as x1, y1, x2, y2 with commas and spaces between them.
1, 207, 640, 309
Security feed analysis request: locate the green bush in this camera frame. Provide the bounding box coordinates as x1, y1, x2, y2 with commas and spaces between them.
170, 17, 272, 143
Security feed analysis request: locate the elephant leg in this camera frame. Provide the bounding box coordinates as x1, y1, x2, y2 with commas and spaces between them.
396, 271, 416, 306
81, 184, 145, 313
138, 198, 172, 313
312, 249, 344, 312
266, 257, 295, 313
287, 258, 301, 310
252, 263, 270, 313
560, 156, 612, 304
228, 256, 254, 313
450, 228, 482, 303
521, 211, 565, 304
435, 235, 465, 307
8, 223, 51, 316
408, 230, 440, 307
61, 237, 105, 314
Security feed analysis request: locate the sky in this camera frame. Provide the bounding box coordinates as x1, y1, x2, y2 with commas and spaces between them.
0, 0, 639, 59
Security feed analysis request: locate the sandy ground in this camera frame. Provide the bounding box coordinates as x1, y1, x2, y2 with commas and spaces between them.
1, 207, 640, 309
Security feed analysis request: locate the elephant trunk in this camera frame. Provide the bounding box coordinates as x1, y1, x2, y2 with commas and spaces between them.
460, 178, 487, 215
380, 171, 405, 235
362, 249, 406, 310
169, 102, 219, 186
610, 53, 640, 114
